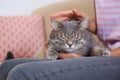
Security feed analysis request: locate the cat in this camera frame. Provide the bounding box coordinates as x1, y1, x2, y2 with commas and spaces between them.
46, 17, 110, 60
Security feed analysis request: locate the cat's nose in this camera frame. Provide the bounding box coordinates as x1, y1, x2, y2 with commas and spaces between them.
68, 44, 72, 48
68, 41, 73, 47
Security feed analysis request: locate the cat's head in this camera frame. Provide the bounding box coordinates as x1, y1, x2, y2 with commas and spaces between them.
50, 17, 89, 52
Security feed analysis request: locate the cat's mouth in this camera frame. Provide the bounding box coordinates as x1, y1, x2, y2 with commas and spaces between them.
63, 44, 76, 52
64, 48, 77, 52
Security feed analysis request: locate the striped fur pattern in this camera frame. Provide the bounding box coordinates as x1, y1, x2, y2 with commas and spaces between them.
46, 17, 110, 60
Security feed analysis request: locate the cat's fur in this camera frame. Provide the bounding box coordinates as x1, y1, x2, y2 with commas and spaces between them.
46, 17, 110, 60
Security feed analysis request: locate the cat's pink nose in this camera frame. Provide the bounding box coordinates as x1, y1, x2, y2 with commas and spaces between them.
68, 41, 73, 47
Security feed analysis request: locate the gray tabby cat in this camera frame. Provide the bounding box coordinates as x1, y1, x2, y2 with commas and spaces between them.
46, 17, 110, 60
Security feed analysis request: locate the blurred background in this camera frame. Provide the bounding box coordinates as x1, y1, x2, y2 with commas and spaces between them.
0, 0, 64, 16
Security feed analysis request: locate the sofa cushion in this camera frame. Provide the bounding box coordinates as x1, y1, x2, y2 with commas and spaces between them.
32, 0, 95, 40
0, 16, 45, 62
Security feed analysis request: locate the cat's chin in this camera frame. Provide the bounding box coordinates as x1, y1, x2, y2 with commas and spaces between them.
64, 48, 76, 52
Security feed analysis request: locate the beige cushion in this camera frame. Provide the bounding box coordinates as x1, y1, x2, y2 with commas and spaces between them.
32, 0, 96, 58
32, 0, 95, 41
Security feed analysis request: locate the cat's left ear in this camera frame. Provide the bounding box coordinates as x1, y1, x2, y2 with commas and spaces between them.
79, 17, 89, 30
51, 19, 62, 30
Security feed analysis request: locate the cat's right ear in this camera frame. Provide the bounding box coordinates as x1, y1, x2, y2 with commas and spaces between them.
79, 17, 89, 30
51, 19, 62, 30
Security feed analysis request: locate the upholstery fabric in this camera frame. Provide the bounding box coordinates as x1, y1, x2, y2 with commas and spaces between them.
0, 16, 45, 62
32, 0, 95, 40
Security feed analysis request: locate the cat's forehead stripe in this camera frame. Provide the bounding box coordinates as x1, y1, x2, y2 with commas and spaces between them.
61, 20, 79, 26
61, 21, 79, 30
60, 21, 79, 35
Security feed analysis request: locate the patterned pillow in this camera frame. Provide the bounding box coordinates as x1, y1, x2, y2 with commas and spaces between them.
0, 16, 45, 62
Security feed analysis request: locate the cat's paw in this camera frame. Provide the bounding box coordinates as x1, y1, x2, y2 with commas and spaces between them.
91, 46, 110, 57
46, 50, 58, 60
97, 49, 110, 57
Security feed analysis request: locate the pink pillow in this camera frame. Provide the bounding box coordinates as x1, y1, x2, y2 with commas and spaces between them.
0, 16, 45, 62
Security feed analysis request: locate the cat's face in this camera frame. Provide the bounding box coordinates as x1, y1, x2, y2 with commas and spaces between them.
50, 17, 88, 52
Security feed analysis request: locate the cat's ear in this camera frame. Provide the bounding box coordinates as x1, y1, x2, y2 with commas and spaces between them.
79, 17, 89, 30
51, 19, 62, 30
